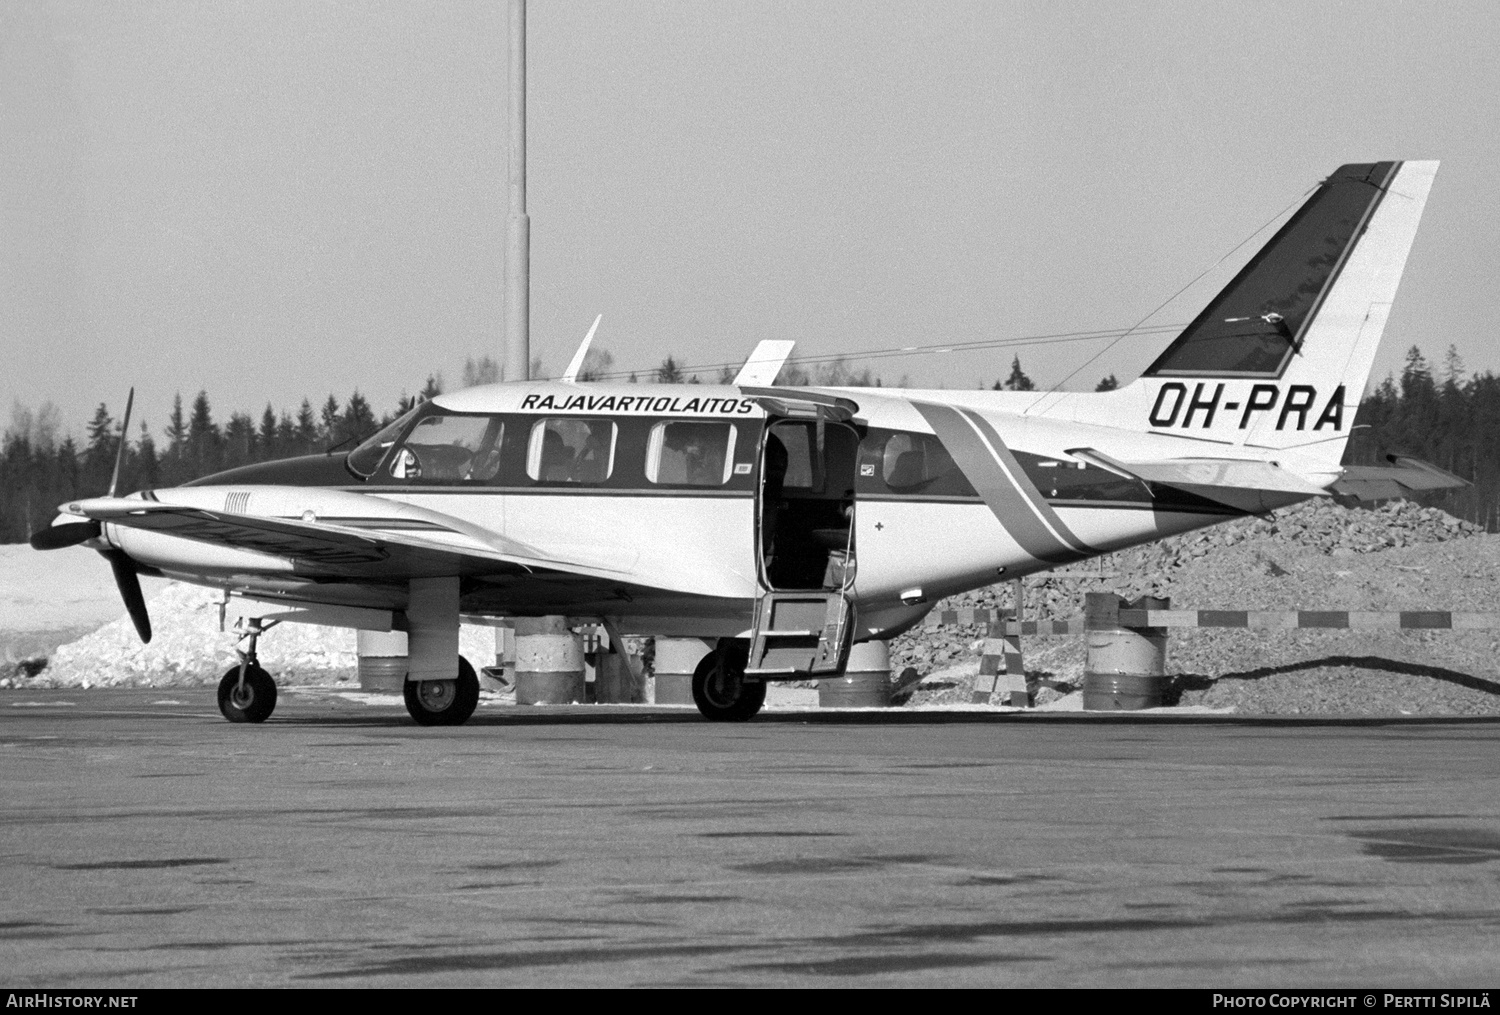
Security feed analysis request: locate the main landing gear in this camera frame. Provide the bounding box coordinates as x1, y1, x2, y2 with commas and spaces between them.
404, 656, 480, 727
218, 618, 279, 723
692, 639, 765, 722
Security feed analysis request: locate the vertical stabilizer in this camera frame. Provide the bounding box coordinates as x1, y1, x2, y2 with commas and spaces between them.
1067, 162, 1438, 469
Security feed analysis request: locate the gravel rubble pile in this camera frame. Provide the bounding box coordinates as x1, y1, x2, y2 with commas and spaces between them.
892, 498, 1500, 714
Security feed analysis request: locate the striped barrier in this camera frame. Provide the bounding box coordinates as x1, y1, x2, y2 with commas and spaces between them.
927, 609, 1500, 634
1115, 609, 1500, 630
927, 595, 1496, 709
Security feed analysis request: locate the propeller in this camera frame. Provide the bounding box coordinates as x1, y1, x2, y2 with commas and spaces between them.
29, 519, 101, 550
27, 387, 153, 643
109, 387, 133, 498
104, 547, 151, 643
101, 387, 150, 643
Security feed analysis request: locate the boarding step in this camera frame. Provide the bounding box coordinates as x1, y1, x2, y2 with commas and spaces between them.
747, 591, 854, 678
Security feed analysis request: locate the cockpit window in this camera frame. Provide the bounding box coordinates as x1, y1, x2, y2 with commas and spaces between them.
387, 412, 504, 483
346, 407, 420, 478
526, 419, 617, 484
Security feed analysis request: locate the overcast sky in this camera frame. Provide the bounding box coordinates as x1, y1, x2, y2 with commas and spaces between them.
3, 0, 1498, 436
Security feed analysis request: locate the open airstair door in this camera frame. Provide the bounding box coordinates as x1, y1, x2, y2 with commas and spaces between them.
745, 392, 862, 678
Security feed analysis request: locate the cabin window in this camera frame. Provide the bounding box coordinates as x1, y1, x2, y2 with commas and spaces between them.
645, 421, 737, 486
881, 431, 958, 490
389, 412, 504, 483
527, 418, 617, 484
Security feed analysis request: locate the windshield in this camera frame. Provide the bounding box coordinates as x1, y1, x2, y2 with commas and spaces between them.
390, 412, 505, 482
346, 406, 420, 478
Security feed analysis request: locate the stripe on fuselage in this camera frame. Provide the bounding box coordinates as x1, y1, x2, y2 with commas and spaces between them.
912, 402, 1094, 566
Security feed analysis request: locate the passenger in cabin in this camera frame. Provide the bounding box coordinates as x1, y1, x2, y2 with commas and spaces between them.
660, 423, 726, 486
540, 429, 573, 482
575, 429, 610, 483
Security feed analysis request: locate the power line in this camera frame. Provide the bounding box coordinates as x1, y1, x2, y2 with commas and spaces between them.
544, 323, 1187, 384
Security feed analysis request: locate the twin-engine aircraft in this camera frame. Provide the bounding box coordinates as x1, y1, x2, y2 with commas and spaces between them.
32, 161, 1460, 726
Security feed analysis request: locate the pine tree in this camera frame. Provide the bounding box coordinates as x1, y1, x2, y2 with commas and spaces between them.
295, 400, 319, 454
56, 436, 80, 502
576, 347, 614, 383
277, 411, 297, 457
223, 412, 256, 469
83, 402, 116, 494
135, 418, 159, 490
656, 356, 684, 384
259, 404, 278, 460
342, 391, 376, 444
165, 393, 187, 462
187, 391, 220, 476
1000, 356, 1035, 392
462, 356, 500, 388
320, 395, 341, 445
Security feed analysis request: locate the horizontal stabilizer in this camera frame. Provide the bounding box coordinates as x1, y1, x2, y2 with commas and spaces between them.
1067, 448, 1327, 513
1331, 456, 1469, 503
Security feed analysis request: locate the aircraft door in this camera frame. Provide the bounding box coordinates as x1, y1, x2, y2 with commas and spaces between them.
748, 416, 859, 678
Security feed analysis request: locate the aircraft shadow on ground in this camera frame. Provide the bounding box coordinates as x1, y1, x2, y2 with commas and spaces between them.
1170, 655, 1500, 700
271, 706, 1500, 730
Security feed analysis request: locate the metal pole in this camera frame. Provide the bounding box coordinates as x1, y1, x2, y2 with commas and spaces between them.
505, 0, 530, 382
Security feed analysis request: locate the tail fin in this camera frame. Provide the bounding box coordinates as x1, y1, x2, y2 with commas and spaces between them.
1132, 161, 1437, 466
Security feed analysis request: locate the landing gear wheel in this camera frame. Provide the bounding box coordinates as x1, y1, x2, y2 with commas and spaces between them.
403, 656, 480, 727
692, 640, 765, 721
217, 665, 278, 723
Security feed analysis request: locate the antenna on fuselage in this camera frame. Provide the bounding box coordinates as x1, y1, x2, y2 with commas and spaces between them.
560, 314, 603, 383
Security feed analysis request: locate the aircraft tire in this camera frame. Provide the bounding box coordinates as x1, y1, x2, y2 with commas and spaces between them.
692, 641, 765, 721
403, 656, 480, 727
217, 665, 278, 724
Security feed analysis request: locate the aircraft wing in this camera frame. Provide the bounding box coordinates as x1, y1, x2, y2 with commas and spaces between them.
733, 341, 797, 387
1067, 449, 1329, 513
66, 497, 632, 582
1329, 456, 1469, 503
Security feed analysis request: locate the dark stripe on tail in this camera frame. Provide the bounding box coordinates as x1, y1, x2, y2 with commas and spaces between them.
1144, 161, 1399, 379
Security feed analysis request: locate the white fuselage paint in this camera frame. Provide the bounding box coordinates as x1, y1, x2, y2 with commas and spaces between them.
110, 380, 1263, 640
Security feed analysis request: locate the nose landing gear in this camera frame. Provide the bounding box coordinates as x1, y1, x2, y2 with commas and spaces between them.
217, 618, 279, 723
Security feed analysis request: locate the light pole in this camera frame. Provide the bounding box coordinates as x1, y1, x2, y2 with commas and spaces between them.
505, 0, 529, 382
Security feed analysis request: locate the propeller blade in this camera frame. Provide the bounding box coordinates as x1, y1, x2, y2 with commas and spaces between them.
29, 519, 102, 551
104, 548, 152, 644
109, 387, 134, 499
